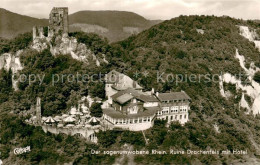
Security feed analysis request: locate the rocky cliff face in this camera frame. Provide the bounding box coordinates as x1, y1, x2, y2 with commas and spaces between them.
31, 34, 107, 65
239, 26, 260, 51
0, 50, 23, 90
0, 50, 23, 73
219, 26, 260, 115
50, 36, 95, 63
0, 32, 108, 90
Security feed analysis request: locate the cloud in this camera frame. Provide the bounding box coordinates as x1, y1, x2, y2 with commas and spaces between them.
1, 0, 260, 20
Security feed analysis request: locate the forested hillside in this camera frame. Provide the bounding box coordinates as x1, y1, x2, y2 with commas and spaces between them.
1, 15, 260, 164
0, 8, 48, 39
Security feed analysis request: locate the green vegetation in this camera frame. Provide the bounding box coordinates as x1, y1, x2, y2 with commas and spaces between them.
0, 32, 32, 54
10, 36, 110, 115
0, 8, 48, 39
0, 69, 12, 104
0, 112, 115, 164
97, 130, 120, 148
90, 103, 103, 117
69, 10, 160, 42
253, 71, 260, 83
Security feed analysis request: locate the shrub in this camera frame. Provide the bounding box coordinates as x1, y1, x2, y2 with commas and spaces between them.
253, 71, 260, 83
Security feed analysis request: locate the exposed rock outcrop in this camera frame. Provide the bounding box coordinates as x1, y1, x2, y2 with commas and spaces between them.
31, 34, 104, 65
219, 49, 260, 115
0, 50, 24, 90
238, 26, 260, 51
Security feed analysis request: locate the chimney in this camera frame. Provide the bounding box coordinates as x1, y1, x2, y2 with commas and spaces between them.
151, 88, 155, 95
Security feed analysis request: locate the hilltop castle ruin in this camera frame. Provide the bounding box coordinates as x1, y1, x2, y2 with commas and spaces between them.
33, 7, 69, 40
48, 7, 69, 37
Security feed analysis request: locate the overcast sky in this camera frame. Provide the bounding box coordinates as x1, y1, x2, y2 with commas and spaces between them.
1, 0, 260, 20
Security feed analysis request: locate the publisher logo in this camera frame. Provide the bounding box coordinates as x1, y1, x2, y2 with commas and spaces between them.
14, 146, 31, 155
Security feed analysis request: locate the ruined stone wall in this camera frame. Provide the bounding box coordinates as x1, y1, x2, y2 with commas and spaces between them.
48, 7, 69, 36
33, 26, 44, 40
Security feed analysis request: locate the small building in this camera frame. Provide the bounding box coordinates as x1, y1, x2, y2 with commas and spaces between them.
103, 88, 159, 131
103, 107, 158, 131
102, 71, 192, 131
155, 91, 191, 124
105, 70, 142, 104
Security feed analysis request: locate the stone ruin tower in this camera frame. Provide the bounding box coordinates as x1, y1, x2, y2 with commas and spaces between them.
33, 26, 44, 40
48, 7, 69, 37
32, 7, 69, 40
36, 97, 42, 124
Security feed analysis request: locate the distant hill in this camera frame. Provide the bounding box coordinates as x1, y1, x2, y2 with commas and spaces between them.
0, 8, 48, 39
0, 8, 162, 42
69, 10, 161, 42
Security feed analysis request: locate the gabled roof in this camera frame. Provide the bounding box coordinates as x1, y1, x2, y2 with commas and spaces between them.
139, 95, 158, 102
111, 88, 160, 104
105, 70, 143, 90
157, 91, 191, 102
111, 88, 143, 100
115, 93, 134, 104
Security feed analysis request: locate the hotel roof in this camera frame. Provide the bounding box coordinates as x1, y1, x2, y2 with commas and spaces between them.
111, 88, 159, 104
115, 93, 134, 104
105, 70, 143, 90
111, 88, 142, 100
157, 91, 191, 102
139, 95, 158, 102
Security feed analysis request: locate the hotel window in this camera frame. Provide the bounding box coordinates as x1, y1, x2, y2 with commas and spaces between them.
163, 107, 169, 111
171, 106, 178, 113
